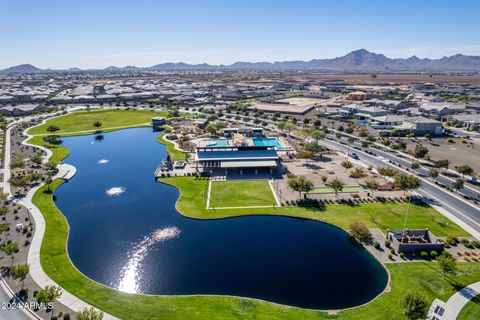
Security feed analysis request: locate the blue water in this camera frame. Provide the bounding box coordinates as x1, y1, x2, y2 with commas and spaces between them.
204, 138, 228, 147
54, 128, 387, 310
253, 137, 283, 149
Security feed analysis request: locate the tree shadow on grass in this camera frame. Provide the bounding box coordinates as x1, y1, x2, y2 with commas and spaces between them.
421, 261, 463, 288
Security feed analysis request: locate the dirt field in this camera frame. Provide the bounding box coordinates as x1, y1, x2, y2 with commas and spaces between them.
275, 97, 324, 105
249, 103, 314, 114
406, 138, 480, 173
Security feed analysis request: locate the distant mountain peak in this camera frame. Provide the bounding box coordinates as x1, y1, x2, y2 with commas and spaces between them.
2, 50, 480, 73
2, 63, 42, 73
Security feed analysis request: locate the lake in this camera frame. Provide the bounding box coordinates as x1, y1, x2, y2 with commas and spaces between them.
54, 127, 388, 310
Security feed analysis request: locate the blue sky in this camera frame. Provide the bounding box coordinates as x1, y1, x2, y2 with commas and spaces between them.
1, 0, 479, 69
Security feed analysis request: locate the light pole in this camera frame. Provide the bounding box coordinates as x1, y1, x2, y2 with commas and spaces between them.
400, 189, 413, 244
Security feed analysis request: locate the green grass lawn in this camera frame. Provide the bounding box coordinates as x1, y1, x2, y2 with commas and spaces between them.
28, 109, 169, 135
161, 177, 468, 237
155, 133, 186, 161
458, 296, 480, 320
210, 180, 276, 207
27, 135, 70, 165
310, 186, 364, 193
34, 179, 480, 320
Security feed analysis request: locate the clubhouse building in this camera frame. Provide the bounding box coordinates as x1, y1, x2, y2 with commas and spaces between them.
194, 127, 288, 176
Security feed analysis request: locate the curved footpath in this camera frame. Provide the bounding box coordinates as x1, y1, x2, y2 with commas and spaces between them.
428, 281, 480, 320
19, 120, 120, 319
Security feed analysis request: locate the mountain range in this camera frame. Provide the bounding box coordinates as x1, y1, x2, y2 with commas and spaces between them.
3, 49, 480, 73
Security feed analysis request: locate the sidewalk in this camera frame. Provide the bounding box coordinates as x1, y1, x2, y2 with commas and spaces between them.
428, 281, 480, 319
18, 122, 119, 319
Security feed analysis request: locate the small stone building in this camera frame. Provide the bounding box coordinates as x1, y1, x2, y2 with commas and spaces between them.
386, 229, 444, 253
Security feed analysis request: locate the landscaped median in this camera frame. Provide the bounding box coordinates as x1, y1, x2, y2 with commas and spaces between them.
32, 177, 480, 319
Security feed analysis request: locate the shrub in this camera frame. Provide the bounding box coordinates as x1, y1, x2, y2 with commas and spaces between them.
464, 241, 475, 249
388, 253, 393, 260
373, 241, 381, 249
472, 240, 480, 248
430, 250, 438, 258
420, 251, 428, 258
385, 240, 391, 248
399, 252, 405, 259
445, 237, 456, 246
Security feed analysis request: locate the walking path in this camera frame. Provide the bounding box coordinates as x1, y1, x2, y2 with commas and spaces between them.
428, 281, 480, 320
18, 122, 119, 319
1, 123, 15, 195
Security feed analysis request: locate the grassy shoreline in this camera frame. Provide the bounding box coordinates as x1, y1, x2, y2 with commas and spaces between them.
26, 112, 479, 319
33, 179, 480, 320
155, 132, 186, 161
160, 177, 468, 236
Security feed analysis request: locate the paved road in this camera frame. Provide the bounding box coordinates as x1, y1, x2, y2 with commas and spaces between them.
0, 282, 34, 320
321, 138, 480, 237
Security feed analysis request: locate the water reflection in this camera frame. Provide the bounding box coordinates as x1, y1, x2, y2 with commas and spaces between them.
106, 187, 126, 196
118, 226, 181, 293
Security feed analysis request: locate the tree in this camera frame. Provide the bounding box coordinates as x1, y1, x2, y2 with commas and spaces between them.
10, 156, 26, 169
401, 291, 428, 320
36, 285, 62, 315
326, 178, 344, 196
302, 128, 325, 142
303, 141, 326, 155
46, 125, 60, 133
437, 252, 457, 278
206, 123, 217, 135
457, 164, 474, 178
452, 178, 464, 193
77, 307, 104, 320
394, 174, 421, 195
45, 174, 53, 193
370, 73, 378, 79
1, 241, 19, 265
348, 221, 372, 242
377, 167, 396, 180
30, 154, 43, 165
428, 168, 439, 180
358, 129, 368, 138
284, 122, 296, 135
10, 263, 29, 288
413, 145, 429, 160
277, 121, 286, 131
350, 167, 367, 181
341, 160, 353, 170
43, 135, 62, 145
365, 179, 379, 195
93, 121, 103, 129
287, 175, 313, 199
433, 159, 450, 172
